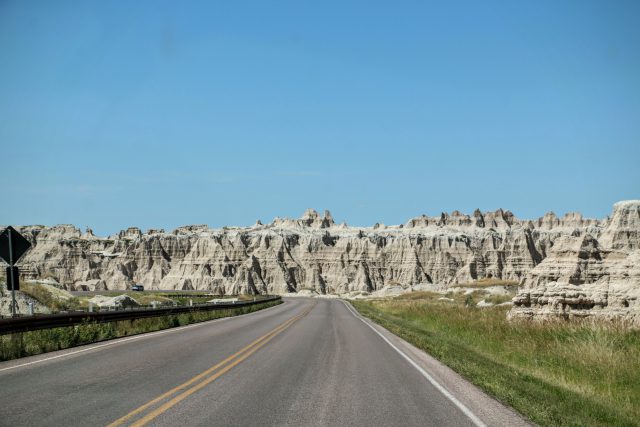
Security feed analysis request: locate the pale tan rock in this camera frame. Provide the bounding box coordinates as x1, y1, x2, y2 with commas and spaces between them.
509, 201, 640, 325
599, 200, 640, 250
476, 300, 494, 308
5, 202, 638, 324
88, 294, 139, 309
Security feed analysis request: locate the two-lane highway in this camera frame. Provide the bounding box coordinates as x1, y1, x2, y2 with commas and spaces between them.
0, 298, 528, 426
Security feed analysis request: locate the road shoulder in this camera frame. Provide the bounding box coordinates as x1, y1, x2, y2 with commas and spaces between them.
343, 300, 533, 427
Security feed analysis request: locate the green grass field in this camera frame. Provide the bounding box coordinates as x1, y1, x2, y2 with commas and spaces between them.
352, 294, 640, 426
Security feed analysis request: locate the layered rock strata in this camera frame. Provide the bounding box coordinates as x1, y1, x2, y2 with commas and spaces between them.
509, 200, 640, 325
2, 201, 639, 323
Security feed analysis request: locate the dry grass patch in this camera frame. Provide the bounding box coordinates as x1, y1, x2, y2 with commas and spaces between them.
455, 278, 519, 288
395, 291, 442, 300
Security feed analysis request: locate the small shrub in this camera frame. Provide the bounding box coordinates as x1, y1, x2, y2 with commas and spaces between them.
464, 294, 474, 307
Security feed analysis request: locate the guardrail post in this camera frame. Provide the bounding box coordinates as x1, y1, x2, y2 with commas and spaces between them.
28, 302, 33, 316
189, 299, 193, 307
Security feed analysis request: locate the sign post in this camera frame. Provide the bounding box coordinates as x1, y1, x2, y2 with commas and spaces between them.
8, 228, 15, 317
0, 226, 32, 317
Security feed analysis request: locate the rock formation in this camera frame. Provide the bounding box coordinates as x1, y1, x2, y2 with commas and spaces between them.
88, 294, 140, 309
0, 284, 50, 316
509, 200, 640, 325
2, 201, 639, 323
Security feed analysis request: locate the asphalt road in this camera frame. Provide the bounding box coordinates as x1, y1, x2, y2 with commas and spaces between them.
0, 298, 529, 426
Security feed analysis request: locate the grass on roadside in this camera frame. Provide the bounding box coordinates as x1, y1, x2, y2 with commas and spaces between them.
0, 299, 281, 362
351, 297, 640, 426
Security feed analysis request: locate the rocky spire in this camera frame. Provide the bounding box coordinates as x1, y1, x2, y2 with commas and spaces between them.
299, 209, 335, 228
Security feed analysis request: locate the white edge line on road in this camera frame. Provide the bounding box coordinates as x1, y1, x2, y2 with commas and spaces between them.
0, 300, 286, 374
342, 300, 486, 427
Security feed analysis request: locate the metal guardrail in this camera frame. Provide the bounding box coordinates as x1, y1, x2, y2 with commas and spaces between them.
0, 296, 281, 335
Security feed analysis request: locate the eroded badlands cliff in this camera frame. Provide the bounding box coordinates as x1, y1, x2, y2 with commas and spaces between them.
3, 201, 639, 323
509, 200, 640, 324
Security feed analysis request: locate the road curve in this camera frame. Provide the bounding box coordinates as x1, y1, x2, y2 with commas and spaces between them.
0, 298, 528, 426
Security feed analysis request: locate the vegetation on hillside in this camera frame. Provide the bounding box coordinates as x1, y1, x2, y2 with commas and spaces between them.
19, 282, 80, 312
7, 280, 266, 313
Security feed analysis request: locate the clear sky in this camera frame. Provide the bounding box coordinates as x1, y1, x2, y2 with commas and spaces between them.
1, 0, 638, 235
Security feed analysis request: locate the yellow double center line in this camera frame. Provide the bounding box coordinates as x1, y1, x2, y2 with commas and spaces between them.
108, 302, 315, 427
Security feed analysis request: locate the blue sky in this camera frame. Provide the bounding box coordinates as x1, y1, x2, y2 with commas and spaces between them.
1, 0, 638, 235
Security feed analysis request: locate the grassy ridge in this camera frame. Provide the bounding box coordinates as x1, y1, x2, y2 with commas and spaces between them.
352, 297, 640, 426
19, 282, 80, 311
0, 299, 281, 361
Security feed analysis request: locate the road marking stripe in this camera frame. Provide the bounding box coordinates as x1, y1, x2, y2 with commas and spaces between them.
131, 305, 313, 427
110, 302, 314, 427
341, 300, 486, 427
108, 313, 300, 426
0, 300, 286, 374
